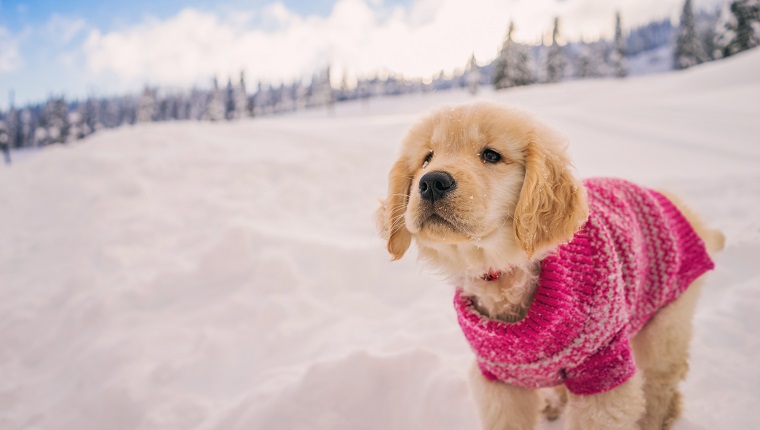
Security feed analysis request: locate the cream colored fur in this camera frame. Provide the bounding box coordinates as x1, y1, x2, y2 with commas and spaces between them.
377, 102, 724, 430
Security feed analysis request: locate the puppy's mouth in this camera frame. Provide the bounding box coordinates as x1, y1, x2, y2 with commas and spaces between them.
423, 213, 458, 230
415, 207, 475, 242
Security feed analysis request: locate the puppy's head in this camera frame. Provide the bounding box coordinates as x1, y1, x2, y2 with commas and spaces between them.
377, 102, 587, 272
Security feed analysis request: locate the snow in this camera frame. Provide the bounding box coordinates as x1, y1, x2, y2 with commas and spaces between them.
2, 49, 760, 430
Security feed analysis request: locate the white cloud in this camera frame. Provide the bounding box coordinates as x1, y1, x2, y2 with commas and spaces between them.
81, 0, 716, 88
0, 26, 22, 73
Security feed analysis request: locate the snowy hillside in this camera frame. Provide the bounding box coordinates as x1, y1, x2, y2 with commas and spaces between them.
1, 50, 759, 430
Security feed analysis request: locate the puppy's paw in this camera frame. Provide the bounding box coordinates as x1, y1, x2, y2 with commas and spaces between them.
662, 390, 683, 430
541, 386, 568, 422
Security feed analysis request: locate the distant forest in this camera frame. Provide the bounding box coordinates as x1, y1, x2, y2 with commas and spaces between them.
0, 0, 758, 155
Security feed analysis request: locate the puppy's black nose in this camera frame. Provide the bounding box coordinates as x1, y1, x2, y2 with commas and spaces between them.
419, 171, 455, 201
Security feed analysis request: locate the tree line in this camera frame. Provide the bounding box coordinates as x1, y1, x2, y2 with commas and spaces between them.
0, 0, 758, 161
487, 0, 758, 92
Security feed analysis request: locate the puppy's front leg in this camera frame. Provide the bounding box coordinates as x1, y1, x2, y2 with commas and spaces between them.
469, 362, 541, 430
565, 371, 646, 430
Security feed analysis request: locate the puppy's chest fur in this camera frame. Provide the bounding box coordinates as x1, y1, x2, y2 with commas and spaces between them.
460, 263, 541, 323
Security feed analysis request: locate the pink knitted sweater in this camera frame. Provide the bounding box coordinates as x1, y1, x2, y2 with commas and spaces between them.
454, 178, 715, 395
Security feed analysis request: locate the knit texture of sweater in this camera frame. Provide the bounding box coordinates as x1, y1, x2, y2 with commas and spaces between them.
454, 178, 715, 395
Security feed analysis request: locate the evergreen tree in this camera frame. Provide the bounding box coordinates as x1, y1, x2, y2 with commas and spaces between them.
41, 97, 70, 144
156, 97, 170, 121
224, 78, 235, 120
6, 107, 19, 150
234, 71, 248, 119
19, 108, 34, 148
206, 78, 225, 121
610, 12, 628, 78
103, 98, 125, 128
337, 72, 352, 102
137, 87, 156, 123
675, 0, 708, 69
175, 93, 189, 120
318, 66, 335, 112
253, 82, 272, 116
168, 95, 180, 120
575, 43, 603, 79
273, 84, 286, 112
696, 9, 721, 61
69, 106, 86, 140
0, 118, 9, 164
714, 0, 760, 59
294, 79, 309, 110
82, 97, 100, 134
189, 88, 207, 121
546, 18, 566, 83
465, 53, 480, 95
492, 21, 535, 89
34, 126, 49, 147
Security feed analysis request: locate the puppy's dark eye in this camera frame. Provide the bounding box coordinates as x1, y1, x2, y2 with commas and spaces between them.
481, 149, 501, 164
422, 151, 433, 168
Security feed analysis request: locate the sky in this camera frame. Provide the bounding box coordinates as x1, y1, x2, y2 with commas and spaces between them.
0, 0, 724, 109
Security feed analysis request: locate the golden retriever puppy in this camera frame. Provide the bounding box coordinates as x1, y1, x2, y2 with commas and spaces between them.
376, 102, 724, 430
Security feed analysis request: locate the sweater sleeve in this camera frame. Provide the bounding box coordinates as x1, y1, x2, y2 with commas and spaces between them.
563, 330, 637, 395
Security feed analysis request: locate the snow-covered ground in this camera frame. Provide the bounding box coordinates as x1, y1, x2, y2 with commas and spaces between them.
1, 50, 759, 430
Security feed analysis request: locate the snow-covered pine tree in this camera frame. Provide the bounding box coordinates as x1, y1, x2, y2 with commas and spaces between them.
337, 72, 352, 102
34, 125, 48, 147
69, 108, 86, 140
253, 82, 271, 116
0, 119, 7, 144
224, 78, 235, 120
492, 21, 535, 89
0, 118, 9, 163
610, 12, 628, 78
167, 95, 180, 120
175, 93, 189, 120
137, 87, 156, 123
0, 116, 9, 164
34, 100, 52, 145
279, 81, 295, 111
293, 79, 308, 111
714, 0, 760, 59
269, 83, 285, 113
19, 108, 34, 147
234, 71, 248, 119
675, 0, 708, 69
546, 17, 566, 83
319, 66, 335, 113
43, 97, 70, 144
465, 53, 480, 95
82, 97, 100, 135
575, 42, 603, 79
696, 8, 721, 61
189, 89, 207, 121
4, 106, 19, 149
156, 97, 170, 121
205, 78, 225, 122
106, 97, 130, 127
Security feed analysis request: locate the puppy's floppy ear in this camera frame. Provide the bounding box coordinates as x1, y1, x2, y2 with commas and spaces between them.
375, 158, 413, 260
513, 131, 588, 257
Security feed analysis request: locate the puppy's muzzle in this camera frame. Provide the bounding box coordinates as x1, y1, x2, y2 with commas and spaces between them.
419, 171, 456, 202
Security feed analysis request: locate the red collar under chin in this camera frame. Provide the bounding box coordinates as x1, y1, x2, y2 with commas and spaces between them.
481, 269, 503, 282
